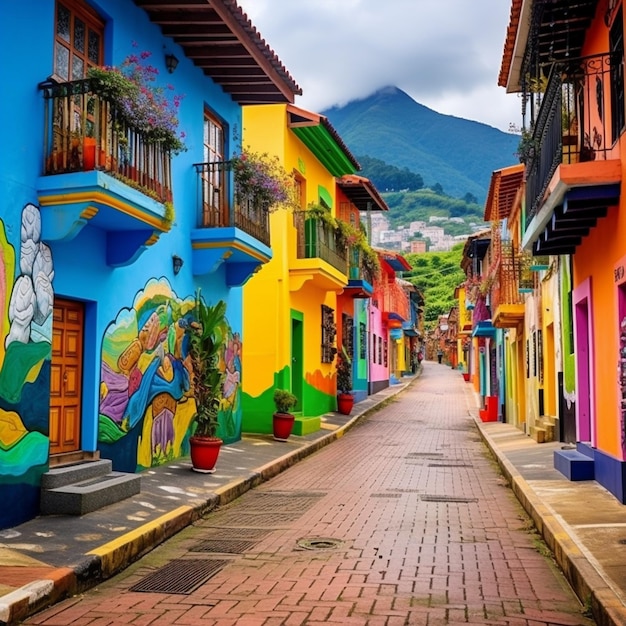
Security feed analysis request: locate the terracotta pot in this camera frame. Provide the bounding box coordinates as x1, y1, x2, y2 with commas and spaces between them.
337, 393, 354, 415
189, 436, 222, 473
83, 137, 96, 171
462, 373, 470, 382
273, 412, 295, 441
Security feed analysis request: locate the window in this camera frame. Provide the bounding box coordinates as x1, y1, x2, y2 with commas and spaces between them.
342, 314, 354, 360
359, 323, 367, 360
201, 111, 226, 227
54, 0, 103, 81
321, 305, 336, 363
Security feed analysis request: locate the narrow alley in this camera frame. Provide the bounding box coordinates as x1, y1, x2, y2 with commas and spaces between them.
24, 364, 593, 626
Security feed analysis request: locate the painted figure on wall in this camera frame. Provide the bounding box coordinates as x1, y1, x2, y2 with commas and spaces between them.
98, 280, 242, 472
0, 204, 53, 528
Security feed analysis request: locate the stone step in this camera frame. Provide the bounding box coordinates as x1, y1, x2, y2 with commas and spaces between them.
554, 449, 595, 481
529, 426, 546, 444
40, 461, 141, 516
41, 459, 113, 489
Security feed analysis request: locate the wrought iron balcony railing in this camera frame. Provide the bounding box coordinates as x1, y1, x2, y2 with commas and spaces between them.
293, 211, 348, 274
525, 51, 621, 227
40, 78, 172, 203
194, 161, 270, 247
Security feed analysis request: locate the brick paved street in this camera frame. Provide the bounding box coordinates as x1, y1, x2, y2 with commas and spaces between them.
25, 365, 594, 625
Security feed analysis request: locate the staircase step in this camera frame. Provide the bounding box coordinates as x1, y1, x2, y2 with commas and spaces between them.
41, 471, 141, 516
529, 426, 546, 443
41, 459, 113, 489
554, 449, 595, 481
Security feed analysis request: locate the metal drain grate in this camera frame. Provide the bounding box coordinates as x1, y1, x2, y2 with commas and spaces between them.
428, 463, 474, 468
242, 492, 324, 512
201, 527, 271, 540
370, 493, 402, 498
209, 512, 302, 526
421, 495, 478, 503
406, 452, 444, 458
190, 539, 258, 554
129, 559, 227, 594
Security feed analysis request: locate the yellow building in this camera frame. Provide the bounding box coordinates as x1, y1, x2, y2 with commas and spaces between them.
241, 104, 360, 435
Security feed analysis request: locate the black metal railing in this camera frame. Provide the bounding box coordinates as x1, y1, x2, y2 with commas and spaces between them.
293, 211, 348, 274
525, 52, 620, 226
40, 78, 172, 203
193, 161, 271, 247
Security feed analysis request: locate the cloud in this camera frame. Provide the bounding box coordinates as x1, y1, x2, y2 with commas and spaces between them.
238, 0, 520, 131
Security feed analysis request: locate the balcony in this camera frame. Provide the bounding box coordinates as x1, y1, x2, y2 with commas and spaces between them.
344, 248, 374, 298
290, 211, 348, 292
379, 280, 410, 328
523, 52, 622, 256
37, 79, 172, 267
191, 161, 272, 286
491, 243, 526, 328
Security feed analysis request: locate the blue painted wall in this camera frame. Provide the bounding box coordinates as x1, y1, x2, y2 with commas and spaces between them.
0, 0, 247, 527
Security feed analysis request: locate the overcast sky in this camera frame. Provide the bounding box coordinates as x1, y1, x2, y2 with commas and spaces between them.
237, 0, 521, 134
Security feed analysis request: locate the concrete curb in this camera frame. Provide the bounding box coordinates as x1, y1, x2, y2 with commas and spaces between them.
474, 415, 626, 626
0, 377, 417, 626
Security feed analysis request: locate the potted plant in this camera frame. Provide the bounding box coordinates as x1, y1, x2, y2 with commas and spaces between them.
185, 291, 227, 472
272, 388, 297, 441
336, 346, 354, 415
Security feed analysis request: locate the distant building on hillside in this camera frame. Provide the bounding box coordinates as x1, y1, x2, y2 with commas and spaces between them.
410, 240, 428, 253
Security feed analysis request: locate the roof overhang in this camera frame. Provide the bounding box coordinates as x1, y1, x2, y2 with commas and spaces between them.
337, 175, 389, 211
287, 105, 360, 176
133, 0, 301, 104
484, 164, 524, 222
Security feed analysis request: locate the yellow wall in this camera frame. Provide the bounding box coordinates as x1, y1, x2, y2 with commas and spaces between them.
241, 104, 345, 425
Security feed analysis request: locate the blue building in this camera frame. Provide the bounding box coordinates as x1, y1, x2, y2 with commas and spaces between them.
0, 0, 300, 528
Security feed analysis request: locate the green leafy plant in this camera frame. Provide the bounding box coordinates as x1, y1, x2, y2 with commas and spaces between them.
273, 389, 297, 414
185, 292, 228, 438
336, 346, 353, 394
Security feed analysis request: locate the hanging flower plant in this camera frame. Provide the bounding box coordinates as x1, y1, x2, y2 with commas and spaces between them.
87, 45, 186, 154
230, 148, 298, 210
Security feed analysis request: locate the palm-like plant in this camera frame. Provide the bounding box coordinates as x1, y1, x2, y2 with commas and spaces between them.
186, 292, 228, 438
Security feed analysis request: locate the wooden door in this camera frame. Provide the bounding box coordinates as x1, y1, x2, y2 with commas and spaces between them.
49, 298, 84, 455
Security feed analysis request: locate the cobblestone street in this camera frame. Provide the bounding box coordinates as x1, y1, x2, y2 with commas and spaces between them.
25, 365, 593, 626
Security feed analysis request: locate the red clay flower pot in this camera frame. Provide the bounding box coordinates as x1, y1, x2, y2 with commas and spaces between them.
337, 393, 354, 415
273, 412, 295, 441
189, 436, 222, 473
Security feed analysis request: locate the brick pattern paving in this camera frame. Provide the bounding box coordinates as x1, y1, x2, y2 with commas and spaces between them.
25, 364, 594, 625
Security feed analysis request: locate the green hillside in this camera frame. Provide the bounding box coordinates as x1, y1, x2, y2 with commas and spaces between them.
324, 86, 519, 203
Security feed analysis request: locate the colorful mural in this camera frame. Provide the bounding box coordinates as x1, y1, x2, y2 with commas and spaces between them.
98, 280, 241, 472
0, 204, 53, 528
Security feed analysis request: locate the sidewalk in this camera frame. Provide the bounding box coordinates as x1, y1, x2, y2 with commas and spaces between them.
0, 363, 625, 625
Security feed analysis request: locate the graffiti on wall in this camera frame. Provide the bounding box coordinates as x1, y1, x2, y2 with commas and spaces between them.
0, 204, 53, 527
98, 279, 242, 472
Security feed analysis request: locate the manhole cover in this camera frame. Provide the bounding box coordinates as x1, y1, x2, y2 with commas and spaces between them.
190, 539, 258, 554
297, 537, 342, 550
129, 559, 227, 594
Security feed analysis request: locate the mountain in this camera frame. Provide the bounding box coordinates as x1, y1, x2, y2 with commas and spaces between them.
323, 86, 520, 203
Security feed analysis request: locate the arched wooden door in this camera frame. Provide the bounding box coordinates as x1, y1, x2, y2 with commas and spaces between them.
49, 298, 84, 455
